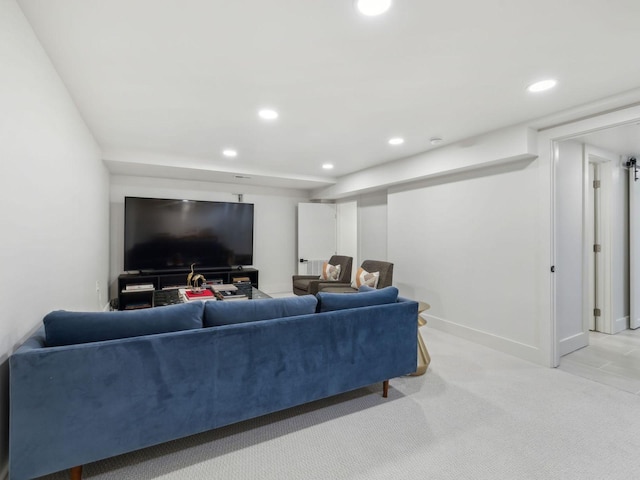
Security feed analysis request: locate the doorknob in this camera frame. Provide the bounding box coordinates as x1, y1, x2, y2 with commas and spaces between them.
299, 258, 308, 263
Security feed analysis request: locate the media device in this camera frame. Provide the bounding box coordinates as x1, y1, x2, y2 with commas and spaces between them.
124, 197, 254, 272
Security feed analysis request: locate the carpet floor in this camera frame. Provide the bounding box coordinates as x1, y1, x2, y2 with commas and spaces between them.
39, 327, 640, 480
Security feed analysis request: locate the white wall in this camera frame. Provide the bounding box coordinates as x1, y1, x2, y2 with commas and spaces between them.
555, 141, 585, 352
337, 201, 358, 279
387, 158, 543, 362
357, 191, 388, 264
110, 176, 309, 295
0, 0, 109, 475
317, 125, 550, 364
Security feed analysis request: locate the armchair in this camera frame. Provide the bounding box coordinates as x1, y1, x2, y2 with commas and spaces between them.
317, 260, 394, 293
292, 255, 353, 296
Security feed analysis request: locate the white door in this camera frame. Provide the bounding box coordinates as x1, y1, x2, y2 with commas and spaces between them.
555, 140, 589, 357
297, 203, 336, 275
630, 161, 640, 329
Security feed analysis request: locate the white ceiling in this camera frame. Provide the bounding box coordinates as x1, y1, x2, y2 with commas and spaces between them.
16, 0, 640, 189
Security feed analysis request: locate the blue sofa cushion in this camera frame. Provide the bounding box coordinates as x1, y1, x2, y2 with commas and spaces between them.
203, 296, 317, 327
44, 302, 204, 347
316, 286, 399, 313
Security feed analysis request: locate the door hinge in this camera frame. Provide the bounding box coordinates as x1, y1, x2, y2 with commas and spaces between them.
593, 180, 601, 189
594, 308, 601, 317
593, 244, 601, 253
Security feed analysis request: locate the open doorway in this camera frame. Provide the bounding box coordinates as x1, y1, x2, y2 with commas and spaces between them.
554, 121, 640, 389
555, 135, 629, 356
554, 139, 622, 357
546, 113, 640, 366
538, 106, 640, 366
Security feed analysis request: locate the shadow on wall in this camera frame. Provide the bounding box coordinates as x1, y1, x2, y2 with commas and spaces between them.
1, 356, 8, 478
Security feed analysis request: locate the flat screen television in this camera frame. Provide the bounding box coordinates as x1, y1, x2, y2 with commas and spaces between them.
124, 197, 254, 272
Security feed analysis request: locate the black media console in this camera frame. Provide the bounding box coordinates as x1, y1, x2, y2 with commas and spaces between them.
117, 268, 259, 310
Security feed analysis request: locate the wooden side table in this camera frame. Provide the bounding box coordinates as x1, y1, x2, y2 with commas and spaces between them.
409, 301, 431, 376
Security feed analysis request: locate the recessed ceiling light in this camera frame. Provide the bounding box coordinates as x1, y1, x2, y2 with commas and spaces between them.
429, 137, 443, 145
322, 163, 334, 170
222, 149, 238, 158
258, 109, 279, 120
527, 79, 557, 93
388, 137, 404, 145
356, 0, 392, 16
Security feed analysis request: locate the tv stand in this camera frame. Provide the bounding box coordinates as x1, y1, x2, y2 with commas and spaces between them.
116, 268, 259, 311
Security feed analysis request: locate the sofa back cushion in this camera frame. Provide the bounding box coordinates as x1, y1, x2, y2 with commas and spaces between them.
204, 295, 317, 327
44, 302, 204, 347
316, 286, 399, 313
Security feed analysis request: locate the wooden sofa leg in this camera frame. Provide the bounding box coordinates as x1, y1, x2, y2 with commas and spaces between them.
70, 465, 82, 480
382, 380, 389, 398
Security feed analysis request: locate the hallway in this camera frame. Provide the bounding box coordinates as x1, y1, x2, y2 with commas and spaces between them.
559, 328, 640, 395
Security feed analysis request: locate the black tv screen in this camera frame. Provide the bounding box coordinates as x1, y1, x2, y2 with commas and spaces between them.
124, 197, 254, 272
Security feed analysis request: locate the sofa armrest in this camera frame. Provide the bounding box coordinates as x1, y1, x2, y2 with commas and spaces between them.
14, 326, 46, 352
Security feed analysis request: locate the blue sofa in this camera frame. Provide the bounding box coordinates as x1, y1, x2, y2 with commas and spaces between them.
9, 287, 417, 480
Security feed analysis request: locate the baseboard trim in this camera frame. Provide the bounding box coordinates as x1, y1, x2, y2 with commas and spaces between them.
559, 331, 589, 356
613, 316, 630, 334
425, 314, 545, 365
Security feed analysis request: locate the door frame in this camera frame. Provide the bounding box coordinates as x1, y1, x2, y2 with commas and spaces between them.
583, 145, 616, 335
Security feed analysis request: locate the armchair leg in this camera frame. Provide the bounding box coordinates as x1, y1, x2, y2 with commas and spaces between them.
70, 465, 82, 480
382, 380, 389, 398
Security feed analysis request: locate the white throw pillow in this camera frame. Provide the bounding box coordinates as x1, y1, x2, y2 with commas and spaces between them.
352, 267, 380, 289
320, 262, 341, 281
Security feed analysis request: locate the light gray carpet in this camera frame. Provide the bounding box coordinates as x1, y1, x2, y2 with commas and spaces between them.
40, 328, 640, 480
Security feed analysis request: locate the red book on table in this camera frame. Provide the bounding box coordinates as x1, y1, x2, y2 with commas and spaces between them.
184, 289, 214, 300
